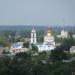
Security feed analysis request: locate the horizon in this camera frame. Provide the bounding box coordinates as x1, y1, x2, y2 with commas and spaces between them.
0, 24, 74, 26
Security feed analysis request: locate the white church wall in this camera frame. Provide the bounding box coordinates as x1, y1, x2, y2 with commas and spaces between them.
36, 44, 55, 52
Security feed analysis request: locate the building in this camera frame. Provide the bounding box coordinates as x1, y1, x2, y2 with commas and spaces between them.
30, 27, 55, 52
10, 42, 29, 54
61, 29, 68, 38
56, 28, 69, 39
44, 27, 55, 46
10, 42, 23, 53
72, 35, 75, 39
30, 28, 37, 44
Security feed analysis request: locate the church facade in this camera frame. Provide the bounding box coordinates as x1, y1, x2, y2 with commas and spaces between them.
30, 27, 55, 52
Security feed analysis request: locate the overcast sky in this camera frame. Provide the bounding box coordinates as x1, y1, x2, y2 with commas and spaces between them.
0, 0, 75, 26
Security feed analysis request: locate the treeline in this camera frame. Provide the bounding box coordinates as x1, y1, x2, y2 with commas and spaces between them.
0, 52, 75, 75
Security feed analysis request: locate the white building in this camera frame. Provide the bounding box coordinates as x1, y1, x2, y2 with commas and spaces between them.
56, 29, 69, 39
30, 28, 37, 44
61, 29, 68, 38
30, 27, 55, 52
72, 35, 75, 39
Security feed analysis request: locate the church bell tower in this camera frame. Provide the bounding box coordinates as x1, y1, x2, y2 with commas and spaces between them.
30, 28, 37, 44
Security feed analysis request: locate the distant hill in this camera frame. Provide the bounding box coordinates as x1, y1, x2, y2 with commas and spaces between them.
0, 25, 75, 33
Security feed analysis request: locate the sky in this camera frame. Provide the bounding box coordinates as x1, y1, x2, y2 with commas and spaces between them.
0, 0, 75, 26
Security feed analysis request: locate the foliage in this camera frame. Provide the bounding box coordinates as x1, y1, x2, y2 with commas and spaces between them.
50, 46, 70, 61
32, 61, 51, 75
0, 56, 11, 75
38, 51, 49, 61
0, 52, 75, 75
37, 35, 44, 43
31, 44, 38, 53
55, 36, 63, 43
11, 52, 32, 75
0, 36, 10, 47
23, 42, 29, 48
61, 38, 74, 51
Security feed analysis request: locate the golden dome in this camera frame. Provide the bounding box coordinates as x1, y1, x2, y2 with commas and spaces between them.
45, 27, 53, 36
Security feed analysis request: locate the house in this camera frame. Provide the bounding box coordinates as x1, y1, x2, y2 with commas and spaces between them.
10, 42, 29, 54
10, 42, 23, 53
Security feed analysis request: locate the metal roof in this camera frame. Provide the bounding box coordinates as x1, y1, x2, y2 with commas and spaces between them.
11, 43, 23, 48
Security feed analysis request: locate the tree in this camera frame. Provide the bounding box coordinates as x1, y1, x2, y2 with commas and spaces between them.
0, 36, 10, 47
23, 42, 29, 48
55, 36, 63, 43
10, 52, 32, 75
31, 44, 38, 53
50, 46, 69, 61
60, 31, 74, 51
38, 51, 49, 61
32, 61, 51, 75
61, 38, 74, 51
37, 35, 44, 43
0, 56, 11, 75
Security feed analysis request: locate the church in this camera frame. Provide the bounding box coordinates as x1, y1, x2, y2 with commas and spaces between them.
30, 27, 56, 52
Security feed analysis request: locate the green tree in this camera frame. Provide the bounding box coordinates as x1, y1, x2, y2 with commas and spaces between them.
50, 47, 69, 61
0, 56, 11, 75
0, 36, 10, 47
32, 61, 51, 75
38, 51, 49, 61
61, 38, 74, 51
37, 35, 44, 43
11, 52, 32, 75
31, 44, 38, 53
23, 42, 29, 48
